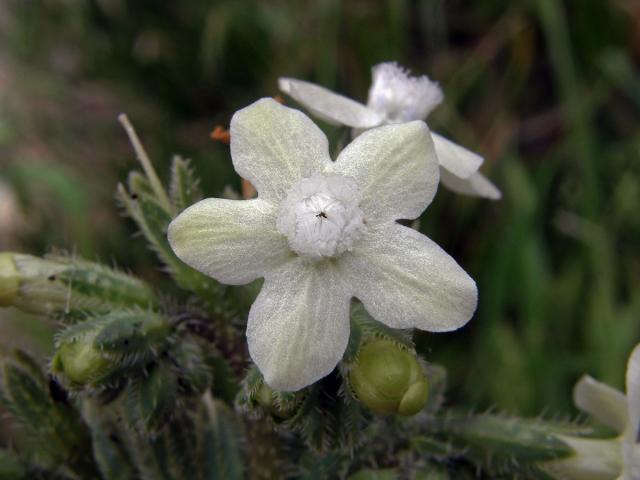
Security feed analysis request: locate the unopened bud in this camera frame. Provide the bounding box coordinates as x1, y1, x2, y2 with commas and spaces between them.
51, 311, 170, 388
51, 338, 114, 387
349, 339, 428, 416
0, 252, 155, 316
541, 435, 622, 479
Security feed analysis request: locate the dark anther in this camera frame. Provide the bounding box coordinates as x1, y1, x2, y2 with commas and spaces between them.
48, 274, 57, 281
130, 193, 138, 200
316, 211, 327, 219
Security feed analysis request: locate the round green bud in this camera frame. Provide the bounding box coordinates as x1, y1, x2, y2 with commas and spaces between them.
0, 253, 19, 307
51, 337, 115, 387
349, 339, 429, 416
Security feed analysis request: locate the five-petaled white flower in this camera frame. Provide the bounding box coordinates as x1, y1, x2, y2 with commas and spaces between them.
168, 98, 477, 391
279, 61, 501, 200
543, 343, 640, 480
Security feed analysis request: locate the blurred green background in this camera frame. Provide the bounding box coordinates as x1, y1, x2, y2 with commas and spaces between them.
0, 0, 639, 417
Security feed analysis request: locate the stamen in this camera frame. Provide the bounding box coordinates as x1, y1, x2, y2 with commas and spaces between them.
367, 62, 444, 122
277, 174, 365, 261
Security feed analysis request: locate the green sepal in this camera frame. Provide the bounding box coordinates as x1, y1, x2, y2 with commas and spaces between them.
0, 252, 156, 318
169, 155, 202, 213
123, 364, 178, 434
93, 310, 170, 355
446, 414, 575, 468
201, 394, 246, 480
83, 402, 135, 480
124, 413, 198, 480
344, 303, 414, 364
0, 350, 98, 477
171, 335, 213, 395
52, 310, 170, 388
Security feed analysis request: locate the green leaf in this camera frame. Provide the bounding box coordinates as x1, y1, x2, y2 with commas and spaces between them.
447, 414, 575, 467
170, 155, 203, 213
123, 364, 178, 434
201, 394, 245, 480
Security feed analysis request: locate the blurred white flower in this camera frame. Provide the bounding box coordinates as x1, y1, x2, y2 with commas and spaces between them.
543, 343, 640, 479
279, 62, 501, 200
168, 98, 477, 391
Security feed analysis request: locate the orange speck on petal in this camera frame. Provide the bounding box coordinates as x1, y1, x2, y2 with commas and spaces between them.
273, 95, 285, 104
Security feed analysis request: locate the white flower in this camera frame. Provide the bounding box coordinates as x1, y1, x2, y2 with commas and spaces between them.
543, 343, 640, 480
167, 98, 478, 391
279, 62, 501, 200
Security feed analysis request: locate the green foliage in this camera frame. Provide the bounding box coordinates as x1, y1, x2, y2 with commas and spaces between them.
0, 350, 99, 478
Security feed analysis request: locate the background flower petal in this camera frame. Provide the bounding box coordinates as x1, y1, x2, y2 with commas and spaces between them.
432, 133, 484, 179
341, 223, 477, 332
329, 121, 439, 224
279, 77, 385, 128
439, 169, 502, 200
230, 98, 332, 202
247, 259, 351, 391
573, 374, 627, 433
626, 344, 640, 438
168, 198, 292, 285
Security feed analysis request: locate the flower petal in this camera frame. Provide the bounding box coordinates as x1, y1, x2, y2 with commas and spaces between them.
278, 78, 385, 129
230, 98, 332, 202
341, 223, 477, 332
573, 375, 627, 433
168, 198, 292, 285
247, 259, 351, 391
440, 168, 502, 200
626, 344, 640, 438
329, 121, 439, 224
432, 133, 484, 179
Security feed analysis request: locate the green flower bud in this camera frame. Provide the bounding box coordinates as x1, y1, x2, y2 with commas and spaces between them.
51, 338, 115, 387
0, 253, 19, 307
0, 252, 155, 316
51, 311, 170, 388
349, 339, 429, 416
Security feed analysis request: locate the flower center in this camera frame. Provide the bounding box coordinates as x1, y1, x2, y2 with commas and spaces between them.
366, 62, 443, 123
277, 173, 365, 261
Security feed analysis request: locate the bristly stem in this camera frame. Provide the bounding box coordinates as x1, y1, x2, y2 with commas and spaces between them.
118, 113, 174, 214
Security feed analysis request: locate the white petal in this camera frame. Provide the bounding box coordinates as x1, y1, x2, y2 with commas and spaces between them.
626, 344, 640, 437
573, 375, 627, 433
230, 98, 332, 202
329, 121, 439, 224
432, 133, 484, 179
247, 259, 351, 391
168, 198, 292, 285
278, 78, 385, 129
623, 442, 640, 480
340, 223, 477, 332
439, 168, 502, 200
